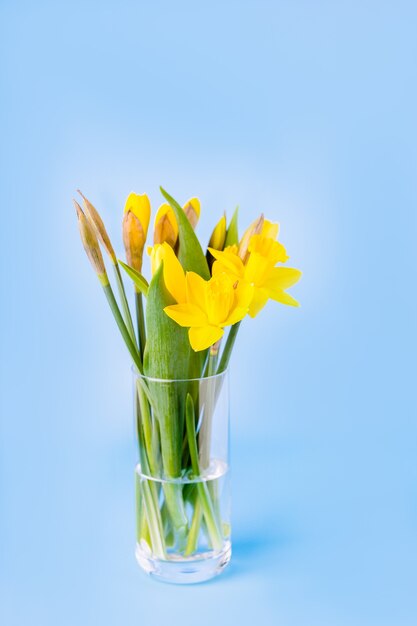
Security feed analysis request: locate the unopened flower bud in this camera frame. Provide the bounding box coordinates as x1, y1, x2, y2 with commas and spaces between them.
124, 193, 151, 231
238, 214, 264, 262
148, 243, 165, 276
77, 190, 116, 263
153, 203, 178, 247
123, 211, 145, 272
183, 197, 200, 229
74, 200, 108, 284
122, 192, 151, 273
208, 214, 227, 251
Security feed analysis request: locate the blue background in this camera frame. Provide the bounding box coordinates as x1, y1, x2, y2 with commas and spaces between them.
1, 1, 416, 624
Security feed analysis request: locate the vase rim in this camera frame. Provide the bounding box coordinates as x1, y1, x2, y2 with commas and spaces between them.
132, 366, 228, 383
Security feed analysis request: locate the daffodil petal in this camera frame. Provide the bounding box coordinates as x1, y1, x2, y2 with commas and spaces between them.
161, 243, 186, 303
209, 248, 244, 279
244, 251, 272, 285
263, 267, 302, 291
205, 272, 235, 325
261, 220, 279, 240
234, 280, 254, 308
164, 303, 207, 327
222, 306, 249, 327
268, 290, 300, 307
188, 325, 224, 351
248, 234, 288, 264
248, 289, 269, 318
186, 271, 207, 309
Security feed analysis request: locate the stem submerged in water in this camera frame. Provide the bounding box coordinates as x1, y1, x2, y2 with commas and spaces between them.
186, 393, 223, 551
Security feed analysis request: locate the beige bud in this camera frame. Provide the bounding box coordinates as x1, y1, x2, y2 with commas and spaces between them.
77, 190, 116, 263
74, 200, 108, 283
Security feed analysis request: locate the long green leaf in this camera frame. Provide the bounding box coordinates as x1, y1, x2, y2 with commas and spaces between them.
224, 206, 239, 247
160, 187, 210, 279
143, 262, 190, 380
143, 263, 190, 543
118, 260, 149, 297
143, 262, 191, 474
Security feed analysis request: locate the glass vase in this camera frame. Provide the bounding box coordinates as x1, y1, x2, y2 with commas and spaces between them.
133, 368, 231, 584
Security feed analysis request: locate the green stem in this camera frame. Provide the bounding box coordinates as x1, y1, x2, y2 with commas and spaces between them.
217, 322, 240, 373
161, 483, 189, 550
135, 290, 146, 360
102, 283, 143, 373
113, 262, 137, 348
135, 381, 159, 475
136, 479, 151, 546
184, 499, 202, 556
137, 380, 188, 550
135, 394, 166, 558
185, 394, 223, 551
199, 344, 220, 468
136, 472, 165, 559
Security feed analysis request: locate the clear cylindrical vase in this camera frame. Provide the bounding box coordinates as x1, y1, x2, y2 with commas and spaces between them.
133, 369, 231, 584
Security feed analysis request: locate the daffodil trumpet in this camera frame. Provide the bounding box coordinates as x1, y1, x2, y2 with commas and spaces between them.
75, 186, 301, 579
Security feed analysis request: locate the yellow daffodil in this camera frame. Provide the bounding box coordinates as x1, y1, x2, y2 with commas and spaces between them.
153, 203, 179, 247
208, 214, 227, 251
209, 220, 301, 317
164, 271, 253, 351
122, 193, 151, 271
183, 197, 201, 229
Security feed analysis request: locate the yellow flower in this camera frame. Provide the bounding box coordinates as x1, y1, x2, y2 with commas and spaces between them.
164, 271, 253, 351
209, 221, 301, 317
208, 214, 227, 251
122, 193, 151, 271
183, 197, 201, 229
153, 203, 179, 247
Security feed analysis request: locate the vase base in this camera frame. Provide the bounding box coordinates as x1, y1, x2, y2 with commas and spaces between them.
135, 540, 231, 584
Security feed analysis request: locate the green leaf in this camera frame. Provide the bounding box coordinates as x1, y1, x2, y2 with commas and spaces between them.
118, 260, 149, 297
143, 263, 191, 475
143, 262, 190, 380
224, 206, 239, 247
160, 187, 210, 280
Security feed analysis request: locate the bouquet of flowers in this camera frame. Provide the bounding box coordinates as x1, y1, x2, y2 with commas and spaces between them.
75, 187, 301, 582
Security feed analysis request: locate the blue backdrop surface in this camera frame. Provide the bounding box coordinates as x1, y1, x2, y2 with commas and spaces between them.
1, 1, 416, 625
